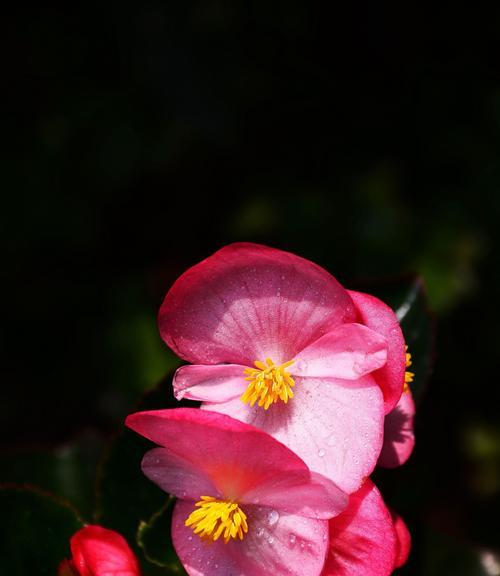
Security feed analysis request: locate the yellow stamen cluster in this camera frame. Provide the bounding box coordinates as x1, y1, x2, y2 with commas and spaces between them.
241, 358, 295, 410
185, 496, 248, 544
404, 346, 414, 393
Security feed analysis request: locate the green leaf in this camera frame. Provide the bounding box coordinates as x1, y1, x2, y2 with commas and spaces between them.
0, 485, 83, 576
137, 497, 186, 574
374, 276, 434, 404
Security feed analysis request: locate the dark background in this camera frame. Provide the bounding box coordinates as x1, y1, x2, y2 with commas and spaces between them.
3, 2, 500, 574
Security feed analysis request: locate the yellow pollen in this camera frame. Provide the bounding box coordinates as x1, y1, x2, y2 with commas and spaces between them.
404, 346, 414, 393
241, 358, 295, 410
185, 496, 248, 544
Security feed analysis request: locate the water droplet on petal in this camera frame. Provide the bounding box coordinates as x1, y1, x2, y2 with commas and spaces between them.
318, 449, 326, 457
257, 527, 264, 538
268, 535, 274, 544
289, 534, 296, 545
267, 510, 280, 526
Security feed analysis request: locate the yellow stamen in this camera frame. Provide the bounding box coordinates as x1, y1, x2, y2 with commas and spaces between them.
185, 496, 248, 544
404, 346, 414, 393
241, 358, 295, 410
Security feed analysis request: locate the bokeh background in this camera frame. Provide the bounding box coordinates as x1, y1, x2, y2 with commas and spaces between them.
3, 2, 500, 574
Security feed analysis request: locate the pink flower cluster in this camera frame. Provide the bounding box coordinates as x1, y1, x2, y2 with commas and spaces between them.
71, 243, 415, 576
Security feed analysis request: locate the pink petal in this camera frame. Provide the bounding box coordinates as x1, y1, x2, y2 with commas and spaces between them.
70, 525, 140, 576
348, 290, 406, 414
391, 511, 411, 568
292, 323, 387, 380
242, 470, 348, 519
159, 243, 356, 366
378, 390, 415, 468
322, 480, 396, 576
142, 447, 218, 501
173, 364, 248, 402
203, 375, 385, 494
126, 408, 310, 502
172, 499, 329, 576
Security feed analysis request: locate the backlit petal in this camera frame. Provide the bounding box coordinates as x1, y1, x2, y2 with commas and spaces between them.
242, 469, 347, 519
173, 364, 248, 402
292, 323, 387, 380
322, 480, 396, 576
126, 408, 309, 502
348, 290, 406, 413
141, 447, 218, 500
159, 243, 356, 366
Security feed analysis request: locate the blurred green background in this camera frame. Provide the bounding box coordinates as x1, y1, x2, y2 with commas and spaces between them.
2, 2, 500, 574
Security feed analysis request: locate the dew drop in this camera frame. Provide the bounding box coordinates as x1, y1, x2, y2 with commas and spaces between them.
267, 510, 280, 526
257, 527, 264, 538
268, 535, 275, 544
318, 448, 326, 458
289, 534, 296, 545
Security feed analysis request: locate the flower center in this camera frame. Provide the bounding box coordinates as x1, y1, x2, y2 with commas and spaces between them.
185, 496, 248, 544
241, 358, 295, 410
404, 346, 414, 393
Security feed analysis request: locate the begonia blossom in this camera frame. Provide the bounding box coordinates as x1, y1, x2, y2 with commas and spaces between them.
58, 525, 140, 576
322, 479, 410, 576
159, 243, 407, 493
126, 407, 349, 576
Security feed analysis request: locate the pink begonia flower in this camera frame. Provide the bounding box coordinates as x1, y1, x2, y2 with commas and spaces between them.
58, 525, 140, 576
126, 408, 349, 576
159, 243, 406, 493
322, 479, 404, 576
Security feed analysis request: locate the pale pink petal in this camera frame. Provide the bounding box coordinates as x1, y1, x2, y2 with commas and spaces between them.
172, 499, 329, 576
391, 511, 411, 568
292, 323, 387, 380
378, 389, 415, 468
348, 290, 406, 414
70, 525, 140, 576
203, 375, 385, 494
173, 364, 248, 402
322, 480, 396, 576
159, 243, 356, 366
141, 447, 218, 500
126, 408, 309, 502
242, 470, 347, 519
